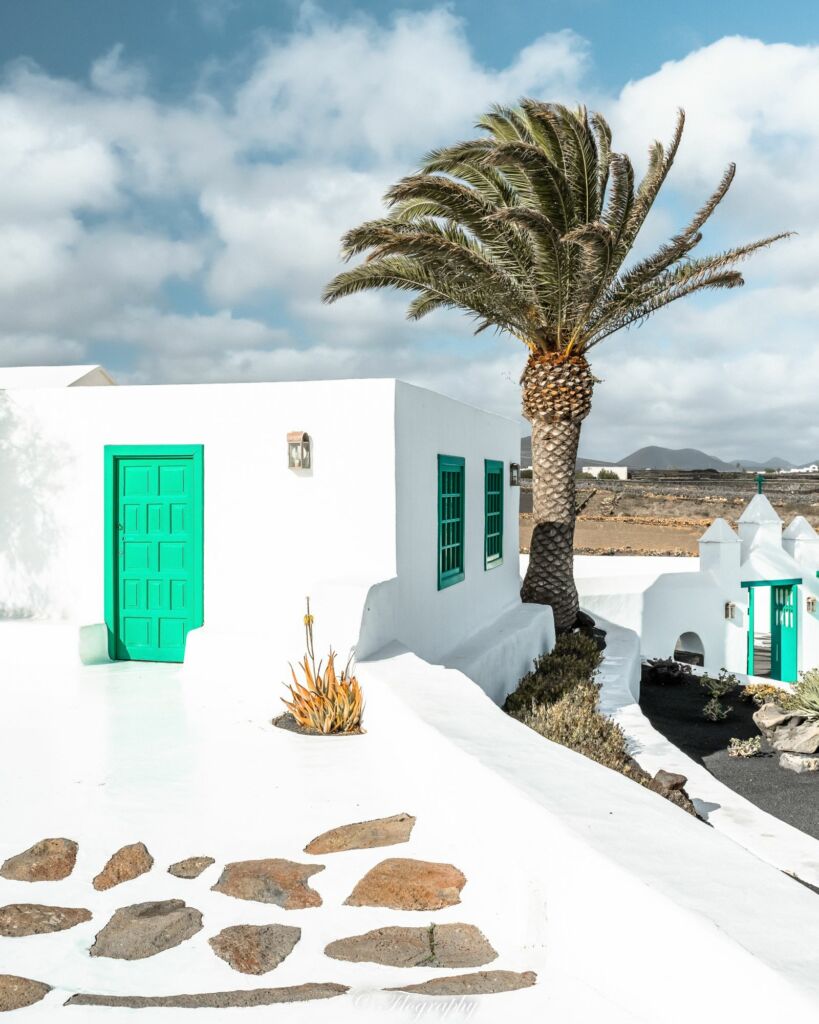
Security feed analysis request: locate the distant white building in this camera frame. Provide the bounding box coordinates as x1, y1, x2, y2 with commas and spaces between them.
584, 465, 628, 480
579, 492, 819, 682
0, 366, 552, 701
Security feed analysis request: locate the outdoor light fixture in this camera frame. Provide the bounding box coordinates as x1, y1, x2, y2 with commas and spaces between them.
509, 463, 521, 487
287, 431, 311, 470
808, 595, 817, 615
724, 601, 736, 620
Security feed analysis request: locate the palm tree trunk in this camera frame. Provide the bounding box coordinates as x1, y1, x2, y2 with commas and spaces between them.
520, 354, 594, 632
521, 416, 583, 630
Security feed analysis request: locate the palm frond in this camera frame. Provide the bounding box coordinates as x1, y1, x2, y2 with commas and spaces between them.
324, 99, 789, 359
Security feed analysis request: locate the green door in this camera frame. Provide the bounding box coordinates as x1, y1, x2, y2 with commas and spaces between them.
770, 584, 798, 682
105, 446, 203, 663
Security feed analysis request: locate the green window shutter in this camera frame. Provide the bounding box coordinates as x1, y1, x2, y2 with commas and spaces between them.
484, 459, 503, 569
438, 454, 465, 590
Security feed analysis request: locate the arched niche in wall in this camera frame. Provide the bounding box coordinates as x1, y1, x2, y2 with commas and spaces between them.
673, 631, 705, 667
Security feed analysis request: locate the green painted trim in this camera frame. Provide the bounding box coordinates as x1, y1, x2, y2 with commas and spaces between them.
741, 578, 802, 589
770, 582, 799, 682
484, 459, 503, 570
746, 587, 755, 676
437, 454, 465, 590
104, 444, 204, 661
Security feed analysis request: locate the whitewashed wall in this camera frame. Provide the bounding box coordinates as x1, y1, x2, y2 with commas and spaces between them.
799, 577, 819, 673
0, 381, 398, 664
579, 566, 747, 672
577, 555, 819, 676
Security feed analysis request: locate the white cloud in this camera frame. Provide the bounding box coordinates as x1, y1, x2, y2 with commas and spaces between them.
610, 37, 819, 232
195, 0, 239, 31
233, 11, 585, 162
90, 45, 149, 96
96, 307, 290, 355
0, 14, 817, 461
0, 333, 85, 366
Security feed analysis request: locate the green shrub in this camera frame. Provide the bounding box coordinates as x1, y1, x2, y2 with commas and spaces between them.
790, 668, 819, 720
503, 632, 602, 717
699, 669, 737, 721
597, 469, 620, 480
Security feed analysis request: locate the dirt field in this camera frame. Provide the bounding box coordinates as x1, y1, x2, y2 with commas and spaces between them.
519, 471, 819, 555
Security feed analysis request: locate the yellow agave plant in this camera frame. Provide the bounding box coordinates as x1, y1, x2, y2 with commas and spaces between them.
282, 651, 364, 734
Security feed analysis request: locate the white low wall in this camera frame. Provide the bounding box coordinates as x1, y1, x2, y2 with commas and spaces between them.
362, 642, 819, 1020
593, 613, 819, 889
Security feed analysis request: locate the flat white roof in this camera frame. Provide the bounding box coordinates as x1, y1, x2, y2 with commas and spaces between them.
0, 365, 115, 388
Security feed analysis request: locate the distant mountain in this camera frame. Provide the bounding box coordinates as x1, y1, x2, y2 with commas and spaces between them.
737, 456, 793, 470
520, 437, 797, 473
617, 446, 738, 471
576, 456, 616, 468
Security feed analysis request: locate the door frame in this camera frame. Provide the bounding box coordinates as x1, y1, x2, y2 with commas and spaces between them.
104, 444, 204, 661
741, 577, 800, 680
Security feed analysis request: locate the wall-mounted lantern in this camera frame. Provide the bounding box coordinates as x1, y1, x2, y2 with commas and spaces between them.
287, 431, 311, 470
808, 595, 817, 615
724, 601, 736, 620
509, 463, 521, 487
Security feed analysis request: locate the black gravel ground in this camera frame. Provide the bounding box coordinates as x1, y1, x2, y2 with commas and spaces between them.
639, 676, 819, 840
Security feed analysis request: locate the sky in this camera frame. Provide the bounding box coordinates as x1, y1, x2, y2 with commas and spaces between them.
1, 0, 818, 463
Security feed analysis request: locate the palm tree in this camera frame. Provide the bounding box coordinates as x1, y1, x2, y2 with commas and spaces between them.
323, 102, 789, 631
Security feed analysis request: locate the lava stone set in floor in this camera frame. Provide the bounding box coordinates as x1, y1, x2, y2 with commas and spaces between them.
0, 813, 536, 1012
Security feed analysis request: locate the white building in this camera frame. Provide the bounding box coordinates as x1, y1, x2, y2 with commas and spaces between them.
0, 366, 552, 700
578, 491, 819, 681
584, 465, 628, 480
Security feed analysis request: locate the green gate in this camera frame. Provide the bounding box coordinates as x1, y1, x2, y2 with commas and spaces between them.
770, 583, 798, 682
743, 578, 800, 682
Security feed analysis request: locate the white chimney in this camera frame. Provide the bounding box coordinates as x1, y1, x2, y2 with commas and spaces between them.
783, 516, 819, 570
738, 494, 782, 560
699, 517, 741, 580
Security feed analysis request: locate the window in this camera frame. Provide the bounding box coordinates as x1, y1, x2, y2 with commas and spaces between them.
438, 455, 465, 589
484, 459, 503, 569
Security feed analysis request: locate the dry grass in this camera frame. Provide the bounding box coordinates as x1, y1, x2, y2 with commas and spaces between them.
520, 682, 631, 770
740, 683, 783, 707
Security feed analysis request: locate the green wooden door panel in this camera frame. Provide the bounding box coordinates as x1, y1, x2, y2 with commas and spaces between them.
770, 583, 798, 682
105, 446, 203, 663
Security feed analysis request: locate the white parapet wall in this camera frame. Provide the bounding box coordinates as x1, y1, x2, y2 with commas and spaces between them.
362, 640, 819, 1020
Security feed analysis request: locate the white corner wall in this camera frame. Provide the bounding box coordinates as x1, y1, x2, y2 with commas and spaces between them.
381, 381, 525, 665
575, 557, 747, 673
